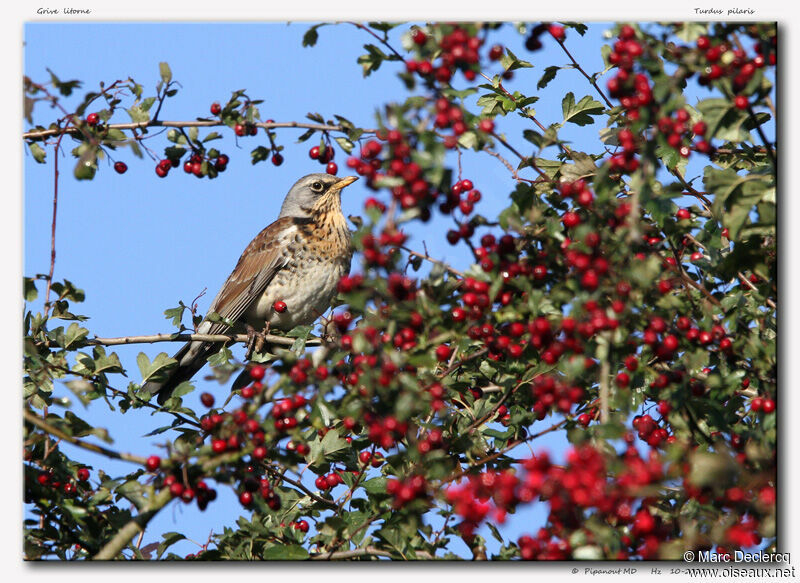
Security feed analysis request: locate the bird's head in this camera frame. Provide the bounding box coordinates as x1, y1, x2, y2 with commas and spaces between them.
278, 173, 358, 219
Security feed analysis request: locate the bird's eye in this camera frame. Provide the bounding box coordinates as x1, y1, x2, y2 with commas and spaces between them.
310, 181, 324, 193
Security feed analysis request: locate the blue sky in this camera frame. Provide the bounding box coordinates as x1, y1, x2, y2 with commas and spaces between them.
18, 11, 787, 574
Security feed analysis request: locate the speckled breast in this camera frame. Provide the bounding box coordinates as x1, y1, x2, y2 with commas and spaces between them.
244, 220, 352, 331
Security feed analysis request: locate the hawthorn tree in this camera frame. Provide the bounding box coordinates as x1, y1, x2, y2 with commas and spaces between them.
23, 21, 776, 561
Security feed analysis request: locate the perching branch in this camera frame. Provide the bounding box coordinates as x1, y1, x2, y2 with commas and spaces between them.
88, 332, 321, 348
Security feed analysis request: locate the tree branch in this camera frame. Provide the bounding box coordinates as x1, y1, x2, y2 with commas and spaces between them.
23, 120, 377, 142
93, 487, 173, 560
24, 409, 149, 465
88, 332, 321, 347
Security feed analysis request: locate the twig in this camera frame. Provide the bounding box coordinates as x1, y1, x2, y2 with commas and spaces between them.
310, 546, 395, 560
24, 409, 149, 465
738, 272, 776, 310
346, 22, 405, 61
88, 332, 321, 347
399, 246, 463, 278
553, 37, 614, 108
93, 487, 173, 560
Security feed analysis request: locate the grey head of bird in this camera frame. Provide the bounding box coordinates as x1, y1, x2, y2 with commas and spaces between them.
278, 173, 358, 219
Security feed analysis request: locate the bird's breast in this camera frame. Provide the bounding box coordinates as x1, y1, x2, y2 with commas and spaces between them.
244, 223, 352, 331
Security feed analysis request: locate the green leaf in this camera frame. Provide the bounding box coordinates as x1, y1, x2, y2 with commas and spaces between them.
537, 66, 561, 89
561, 92, 605, 126
63, 322, 89, 349
24, 277, 38, 301
302, 24, 325, 47
159, 62, 172, 84
157, 532, 186, 560
28, 142, 47, 164
136, 352, 177, 384
262, 545, 309, 560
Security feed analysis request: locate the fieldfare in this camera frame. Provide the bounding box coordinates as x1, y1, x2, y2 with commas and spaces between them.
143, 173, 358, 404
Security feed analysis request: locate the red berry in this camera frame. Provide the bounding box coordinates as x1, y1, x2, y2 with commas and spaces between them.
435, 345, 452, 362
734, 95, 749, 110
271, 153, 284, 166
326, 162, 338, 175
145, 455, 161, 472
676, 208, 691, 220
210, 102, 222, 115
250, 365, 266, 381
114, 161, 128, 174
548, 24, 565, 41
239, 491, 253, 506
234, 123, 246, 137
200, 392, 215, 408
478, 118, 495, 133
273, 300, 287, 313
86, 112, 100, 126
309, 146, 320, 160
77, 468, 90, 482
412, 28, 427, 45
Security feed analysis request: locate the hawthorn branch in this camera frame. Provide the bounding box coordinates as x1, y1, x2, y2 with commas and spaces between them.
553, 37, 614, 108
399, 245, 463, 278
93, 487, 173, 560
88, 332, 321, 347
24, 409, 149, 465
310, 546, 394, 560
23, 120, 377, 142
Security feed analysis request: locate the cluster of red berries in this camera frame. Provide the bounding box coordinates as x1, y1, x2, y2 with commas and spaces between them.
347, 134, 436, 218
34, 467, 89, 498
314, 470, 343, 491
365, 413, 408, 450
406, 25, 483, 83
238, 474, 281, 510
234, 121, 258, 137
695, 34, 775, 96
656, 108, 713, 157
442, 178, 482, 226
632, 414, 671, 448
530, 375, 586, 419
446, 469, 519, 537
517, 531, 571, 560
358, 449, 385, 467
167, 475, 218, 510
270, 393, 308, 431
360, 228, 407, 267
386, 272, 418, 302
725, 517, 762, 548
336, 273, 365, 295
562, 235, 612, 292
605, 26, 651, 123
287, 358, 313, 386
433, 99, 471, 149
309, 144, 337, 175
523, 23, 555, 52
386, 474, 428, 509
154, 151, 228, 179
515, 445, 668, 559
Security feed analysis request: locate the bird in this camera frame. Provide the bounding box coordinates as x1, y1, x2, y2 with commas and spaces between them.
142, 172, 358, 404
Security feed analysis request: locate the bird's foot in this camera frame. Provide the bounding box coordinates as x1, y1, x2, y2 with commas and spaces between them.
254, 322, 271, 355
244, 324, 259, 361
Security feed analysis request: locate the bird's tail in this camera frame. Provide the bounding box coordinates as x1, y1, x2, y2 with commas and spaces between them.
141, 340, 216, 405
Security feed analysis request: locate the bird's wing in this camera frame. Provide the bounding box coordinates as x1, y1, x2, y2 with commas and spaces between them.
202, 216, 299, 337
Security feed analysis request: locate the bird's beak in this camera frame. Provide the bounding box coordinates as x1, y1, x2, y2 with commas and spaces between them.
331, 175, 358, 192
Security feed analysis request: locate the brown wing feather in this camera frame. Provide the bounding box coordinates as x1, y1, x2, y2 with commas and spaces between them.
203, 216, 296, 335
